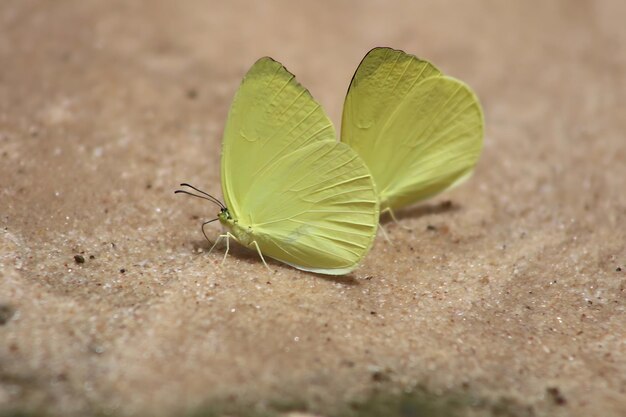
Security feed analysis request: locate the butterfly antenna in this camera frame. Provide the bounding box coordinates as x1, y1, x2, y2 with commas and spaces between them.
174, 189, 224, 209
178, 183, 226, 209
175, 184, 225, 210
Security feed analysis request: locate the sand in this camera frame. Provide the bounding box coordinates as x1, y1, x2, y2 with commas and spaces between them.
1, 1, 625, 416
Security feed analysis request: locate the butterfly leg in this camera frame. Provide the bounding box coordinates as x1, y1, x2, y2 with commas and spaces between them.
220, 232, 235, 265
387, 207, 411, 231
378, 222, 393, 244
387, 208, 400, 223
378, 208, 393, 242
208, 233, 234, 265
251, 240, 271, 271
208, 234, 226, 255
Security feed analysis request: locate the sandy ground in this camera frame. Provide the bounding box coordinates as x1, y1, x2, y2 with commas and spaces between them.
1, 1, 625, 416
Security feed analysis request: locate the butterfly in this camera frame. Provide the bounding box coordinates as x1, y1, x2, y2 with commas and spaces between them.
341, 47, 484, 219
177, 57, 379, 275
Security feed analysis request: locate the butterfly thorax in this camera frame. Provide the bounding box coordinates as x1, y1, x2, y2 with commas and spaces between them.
218, 208, 255, 247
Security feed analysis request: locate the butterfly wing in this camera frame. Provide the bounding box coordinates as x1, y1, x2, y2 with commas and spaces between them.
342, 47, 484, 211
248, 140, 379, 274
221, 57, 378, 274
221, 57, 337, 215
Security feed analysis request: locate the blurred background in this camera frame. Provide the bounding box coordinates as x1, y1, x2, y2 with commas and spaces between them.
1, 1, 625, 417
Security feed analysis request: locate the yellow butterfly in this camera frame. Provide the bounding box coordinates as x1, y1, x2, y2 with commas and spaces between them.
177, 58, 379, 275
342, 47, 484, 219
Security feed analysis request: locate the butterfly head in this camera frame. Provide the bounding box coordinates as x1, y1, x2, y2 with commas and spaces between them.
218, 207, 233, 222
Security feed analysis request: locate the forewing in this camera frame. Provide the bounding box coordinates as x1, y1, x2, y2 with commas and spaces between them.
341, 47, 442, 200
221, 57, 336, 216
250, 141, 379, 274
